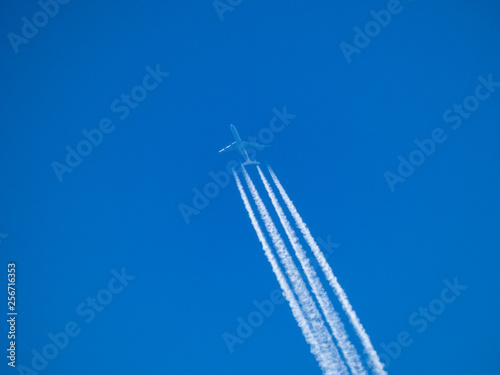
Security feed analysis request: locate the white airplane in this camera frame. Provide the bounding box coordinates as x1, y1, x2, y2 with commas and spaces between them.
219, 124, 269, 166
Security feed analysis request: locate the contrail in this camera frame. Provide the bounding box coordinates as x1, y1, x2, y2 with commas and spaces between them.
267, 165, 388, 375
233, 169, 336, 375
241, 167, 348, 375
257, 166, 367, 375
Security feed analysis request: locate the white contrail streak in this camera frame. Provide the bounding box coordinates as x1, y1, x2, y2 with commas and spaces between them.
257, 166, 367, 375
267, 165, 388, 375
240, 167, 348, 375
233, 169, 335, 375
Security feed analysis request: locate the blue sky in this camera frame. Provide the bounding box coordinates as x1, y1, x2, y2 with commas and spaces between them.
1, 0, 499, 374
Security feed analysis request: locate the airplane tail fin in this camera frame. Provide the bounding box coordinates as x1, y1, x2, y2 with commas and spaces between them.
242, 159, 260, 167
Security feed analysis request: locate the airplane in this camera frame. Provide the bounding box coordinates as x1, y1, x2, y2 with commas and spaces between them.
219, 124, 269, 166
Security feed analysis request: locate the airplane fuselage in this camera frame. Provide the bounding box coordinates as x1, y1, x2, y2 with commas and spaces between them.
230, 124, 242, 143
219, 124, 267, 166
230, 124, 250, 159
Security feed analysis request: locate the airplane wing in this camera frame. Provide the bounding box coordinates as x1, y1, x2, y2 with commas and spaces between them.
242, 141, 270, 150
218, 141, 237, 153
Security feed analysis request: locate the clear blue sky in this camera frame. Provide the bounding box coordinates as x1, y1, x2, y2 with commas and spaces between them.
1, 1, 499, 374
